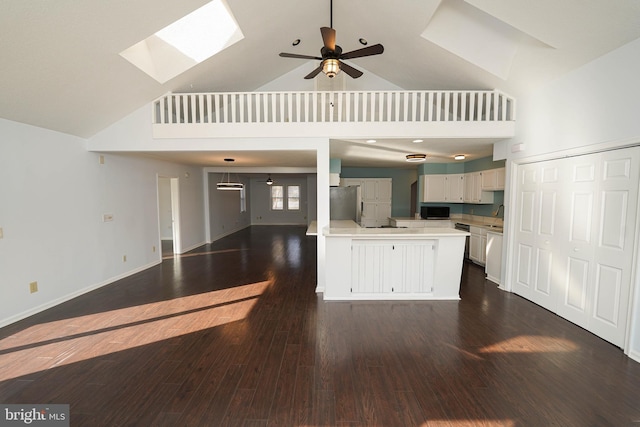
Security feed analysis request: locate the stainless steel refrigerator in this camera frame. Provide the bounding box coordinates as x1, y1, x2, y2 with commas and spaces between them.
330, 186, 362, 223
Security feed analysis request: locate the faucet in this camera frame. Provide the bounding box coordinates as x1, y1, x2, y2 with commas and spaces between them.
494, 204, 504, 217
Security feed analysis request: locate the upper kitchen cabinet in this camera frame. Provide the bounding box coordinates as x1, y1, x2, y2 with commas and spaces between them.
464, 172, 494, 204
422, 174, 464, 203
481, 168, 506, 191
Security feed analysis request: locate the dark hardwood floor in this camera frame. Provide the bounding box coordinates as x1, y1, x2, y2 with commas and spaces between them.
1, 225, 640, 426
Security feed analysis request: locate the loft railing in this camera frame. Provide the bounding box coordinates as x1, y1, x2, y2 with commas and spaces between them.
152, 90, 515, 125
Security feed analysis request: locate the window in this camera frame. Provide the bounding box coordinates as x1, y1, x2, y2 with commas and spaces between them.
240, 187, 246, 212
287, 185, 300, 210
271, 185, 300, 211
271, 185, 284, 210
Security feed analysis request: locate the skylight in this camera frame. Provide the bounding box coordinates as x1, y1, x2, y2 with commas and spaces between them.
120, 0, 244, 84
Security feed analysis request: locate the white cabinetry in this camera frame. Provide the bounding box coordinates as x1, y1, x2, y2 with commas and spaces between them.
343, 178, 392, 227
511, 146, 639, 347
485, 231, 502, 285
421, 174, 464, 203
464, 172, 494, 204
469, 225, 487, 265
481, 168, 505, 191
351, 240, 435, 294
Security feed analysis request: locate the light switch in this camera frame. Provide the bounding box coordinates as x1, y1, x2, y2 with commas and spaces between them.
103, 214, 114, 222
0, 227, 3, 239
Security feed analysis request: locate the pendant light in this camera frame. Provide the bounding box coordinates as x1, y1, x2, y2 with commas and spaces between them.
216, 158, 244, 190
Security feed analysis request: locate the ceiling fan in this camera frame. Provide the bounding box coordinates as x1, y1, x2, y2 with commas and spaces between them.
279, 0, 384, 79
258, 174, 274, 185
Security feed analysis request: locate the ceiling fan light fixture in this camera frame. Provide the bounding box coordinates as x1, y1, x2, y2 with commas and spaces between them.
454, 154, 466, 160
322, 59, 340, 78
406, 154, 427, 162
266, 175, 273, 185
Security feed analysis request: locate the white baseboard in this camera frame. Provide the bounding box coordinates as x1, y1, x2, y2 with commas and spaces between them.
178, 240, 207, 254
628, 349, 640, 364
0, 260, 161, 329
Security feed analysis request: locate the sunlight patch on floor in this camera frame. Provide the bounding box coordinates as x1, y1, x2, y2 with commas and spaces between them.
163, 247, 250, 260
0, 280, 271, 381
478, 335, 579, 354
419, 421, 515, 426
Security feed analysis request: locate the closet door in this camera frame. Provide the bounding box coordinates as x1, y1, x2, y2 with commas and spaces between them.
512, 160, 562, 311
555, 154, 599, 328
588, 149, 638, 346
512, 146, 639, 348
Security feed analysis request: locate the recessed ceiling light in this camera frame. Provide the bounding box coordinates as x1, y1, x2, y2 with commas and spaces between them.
359, 38, 368, 45
454, 154, 466, 160
406, 154, 427, 162
224, 158, 235, 162
412, 139, 423, 143
366, 139, 376, 144
292, 39, 301, 46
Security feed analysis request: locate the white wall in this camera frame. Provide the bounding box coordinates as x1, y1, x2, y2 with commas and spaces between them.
208, 173, 252, 241
249, 176, 310, 225
499, 36, 640, 362
503, 37, 640, 159
0, 118, 205, 327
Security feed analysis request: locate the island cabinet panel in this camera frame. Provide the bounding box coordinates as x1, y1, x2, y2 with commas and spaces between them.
351, 240, 435, 294
323, 227, 466, 301
351, 241, 393, 293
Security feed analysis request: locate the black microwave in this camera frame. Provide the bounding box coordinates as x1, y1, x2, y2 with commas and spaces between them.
420, 206, 450, 219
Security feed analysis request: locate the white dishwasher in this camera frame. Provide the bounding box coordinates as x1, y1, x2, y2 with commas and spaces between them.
485, 231, 503, 285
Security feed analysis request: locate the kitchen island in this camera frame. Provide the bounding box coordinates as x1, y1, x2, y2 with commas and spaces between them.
322, 221, 469, 301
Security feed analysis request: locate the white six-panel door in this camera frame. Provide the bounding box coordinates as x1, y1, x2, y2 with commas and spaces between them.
512, 146, 639, 347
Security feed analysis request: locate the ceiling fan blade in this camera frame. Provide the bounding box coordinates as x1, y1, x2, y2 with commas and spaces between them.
280, 52, 323, 60
339, 61, 363, 79
304, 65, 323, 79
340, 44, 384, 60
320, 27, 336, 51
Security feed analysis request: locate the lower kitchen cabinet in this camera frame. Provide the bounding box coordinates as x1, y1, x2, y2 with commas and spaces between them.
485, 231, 502, 285
469, 226, 487, 265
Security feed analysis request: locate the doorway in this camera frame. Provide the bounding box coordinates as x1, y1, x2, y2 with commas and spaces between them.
410, 180, 418, 216
158, 176, 181, 257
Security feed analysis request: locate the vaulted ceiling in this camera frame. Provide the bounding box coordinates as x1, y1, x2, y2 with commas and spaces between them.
2, 0, 640, 167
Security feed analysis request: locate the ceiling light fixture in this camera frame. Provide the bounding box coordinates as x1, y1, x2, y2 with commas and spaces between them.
412, 139, 423, 143
217, 158, 244, 190
266, 175, 274, 185
359, 38, 368, 45
366, 139, 376, 144
406, 154, 427, 162
322, 58, 340, 78
292, 39, 301, 46
454, 154, 466, 160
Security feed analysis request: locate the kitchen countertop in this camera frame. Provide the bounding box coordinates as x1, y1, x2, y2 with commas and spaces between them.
323, 221, 469, 238
306, 220, 362, 236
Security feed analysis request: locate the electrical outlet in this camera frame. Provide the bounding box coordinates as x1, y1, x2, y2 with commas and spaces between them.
29, 281, 38, 293
123, 255, 127, 262
103, 213, 114, 222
